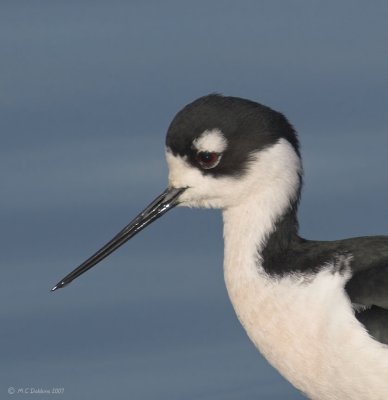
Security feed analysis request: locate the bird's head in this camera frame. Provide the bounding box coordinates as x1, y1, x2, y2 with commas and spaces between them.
165, 94, 301, 210
52, 94, 302, 291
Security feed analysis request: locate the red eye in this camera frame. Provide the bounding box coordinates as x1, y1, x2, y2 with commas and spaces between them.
195, 151, 221, 169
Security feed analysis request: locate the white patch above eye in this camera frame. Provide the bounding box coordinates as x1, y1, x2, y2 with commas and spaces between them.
192, 129, 228, 153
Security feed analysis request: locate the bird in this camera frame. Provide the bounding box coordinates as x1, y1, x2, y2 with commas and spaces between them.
52, 94, 388, 399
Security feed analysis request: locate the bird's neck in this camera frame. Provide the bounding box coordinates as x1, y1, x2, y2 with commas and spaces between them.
221, 174, 302, 372
260, 201, 301, 273
222, 138, 302, 286
222, 176, 301, 279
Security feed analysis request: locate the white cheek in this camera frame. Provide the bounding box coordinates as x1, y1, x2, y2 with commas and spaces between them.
166, 151, 201, 188
165, 150, 235, 209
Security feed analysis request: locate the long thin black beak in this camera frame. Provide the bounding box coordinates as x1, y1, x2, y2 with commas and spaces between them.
51, 187, 186, 291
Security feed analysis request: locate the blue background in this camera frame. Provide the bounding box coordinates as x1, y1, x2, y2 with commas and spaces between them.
2, 1, 388, 399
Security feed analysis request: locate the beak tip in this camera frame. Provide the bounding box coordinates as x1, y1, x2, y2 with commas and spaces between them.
51, 281, 66, 292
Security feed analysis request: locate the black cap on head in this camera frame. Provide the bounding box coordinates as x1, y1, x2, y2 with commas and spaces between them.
166, 94, 300, 177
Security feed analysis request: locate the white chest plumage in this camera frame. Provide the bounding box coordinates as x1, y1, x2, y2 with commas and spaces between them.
222, 204, 388, 400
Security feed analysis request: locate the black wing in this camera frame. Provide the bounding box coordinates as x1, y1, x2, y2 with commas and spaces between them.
343, 237, 388, 345
346, 263, 388, 310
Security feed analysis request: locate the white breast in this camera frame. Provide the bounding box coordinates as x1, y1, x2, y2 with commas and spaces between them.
222, 205, 388, 400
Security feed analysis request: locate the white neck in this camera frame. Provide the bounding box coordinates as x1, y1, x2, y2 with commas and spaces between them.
222, 139, 301, 284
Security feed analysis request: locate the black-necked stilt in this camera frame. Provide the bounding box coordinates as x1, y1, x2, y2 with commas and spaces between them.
52, 95, 388, 399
